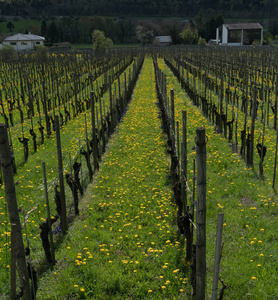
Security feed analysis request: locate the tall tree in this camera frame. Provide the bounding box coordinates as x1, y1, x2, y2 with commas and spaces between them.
41, 20, 47, 37
47, 21, 60, 43
92, 29, 113, 52
7, 21, 14, 33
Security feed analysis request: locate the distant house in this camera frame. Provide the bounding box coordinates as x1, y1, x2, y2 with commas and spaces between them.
216, 23, 263, 46
2, 33, 45, 51
153, 36, 172, 46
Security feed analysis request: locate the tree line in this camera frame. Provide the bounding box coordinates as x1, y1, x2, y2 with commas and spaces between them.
0, 0, 277, 19
1, 14, 225, 46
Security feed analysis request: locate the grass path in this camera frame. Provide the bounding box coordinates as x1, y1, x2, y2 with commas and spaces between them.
37, 57, 189, 299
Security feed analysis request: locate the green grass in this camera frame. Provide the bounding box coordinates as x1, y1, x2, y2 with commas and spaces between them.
36, 55, 278, 300
37, 57, 190, 299
156, 57, 278, 299
0, 52, 137, 295
1, 50, 278, 299
0, 19, 42, 36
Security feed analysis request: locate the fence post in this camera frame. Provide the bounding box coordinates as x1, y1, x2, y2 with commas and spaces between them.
212, 213, 224, 300
248, 86, 257, 166
42, 162, 55, 264
182, 111, 187, 209
196, 127, 207, 300
273, 127, 278, 188
0, 123, 32, 300
90, 92, 99, 171
55, 116, 68, 234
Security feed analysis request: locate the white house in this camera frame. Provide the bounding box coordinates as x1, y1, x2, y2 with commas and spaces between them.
2, 33, 45, 51
216, 23, 263, 46
153, 36, 172, 46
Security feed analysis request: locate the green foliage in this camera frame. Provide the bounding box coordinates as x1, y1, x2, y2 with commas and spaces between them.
197, 37, 207, 46
263, 30, 273, 45
195, 12, 224, 41
91, 29, 113, 52
6, 21, 14, 33
33, 45, 48, 61
179, 27, 198, 44
0, 45, 17, 61
136, 25, 154, 45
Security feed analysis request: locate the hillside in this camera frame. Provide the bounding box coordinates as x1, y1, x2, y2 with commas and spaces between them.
0, 0, 276, 19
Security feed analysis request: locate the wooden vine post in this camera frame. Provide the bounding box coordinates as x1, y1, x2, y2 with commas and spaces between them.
170, 89, 176, 146
248, 87, 257, 166
42, 162, 55, 264
182, 110, 188, 209
212, 213, 224, 300
90, 91, 99, 171
0, 124, 32, 300
55, 116, 68, 234
196, 127, 207, 300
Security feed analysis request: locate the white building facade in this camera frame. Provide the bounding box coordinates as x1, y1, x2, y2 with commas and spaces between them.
216, 23, 263, 46
2, 33, 45, 51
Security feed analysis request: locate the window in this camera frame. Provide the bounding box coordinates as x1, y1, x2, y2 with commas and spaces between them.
36, 41, 41, 45
10, 42, 16, 45
21, 42, 27, 45
228, 30, 241, 43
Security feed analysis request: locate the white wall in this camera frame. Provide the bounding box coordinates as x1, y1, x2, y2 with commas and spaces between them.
3, 40, 44, 51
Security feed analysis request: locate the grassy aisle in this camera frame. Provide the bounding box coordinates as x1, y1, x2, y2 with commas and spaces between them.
37, 57, 189, 299
157, 58, 278, 299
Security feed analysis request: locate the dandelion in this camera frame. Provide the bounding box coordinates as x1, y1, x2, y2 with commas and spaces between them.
252, 277, 257, 280
80, 288, 85, 292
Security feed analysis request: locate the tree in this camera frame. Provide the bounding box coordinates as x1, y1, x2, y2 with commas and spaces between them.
47, 21, 60, 43
41, 20, 47, 37
198, 37, 207, 46
136, 25, 154, 45
92, 29, 113, 52
204, 14, 224, 41
7, 21, 14, 33
179, 27, 198, 44
0, 45, 17, 62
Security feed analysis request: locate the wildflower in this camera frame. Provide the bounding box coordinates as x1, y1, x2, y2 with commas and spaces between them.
252, 277, 256, 280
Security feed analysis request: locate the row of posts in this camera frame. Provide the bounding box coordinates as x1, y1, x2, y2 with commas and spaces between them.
0, 54, 145, 299
153, 56, 225, 299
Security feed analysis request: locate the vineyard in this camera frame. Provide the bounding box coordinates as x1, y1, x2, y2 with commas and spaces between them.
0, 47, 277, 299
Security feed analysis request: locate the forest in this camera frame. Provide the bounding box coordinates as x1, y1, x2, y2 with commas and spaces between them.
0, 0, 275, 19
